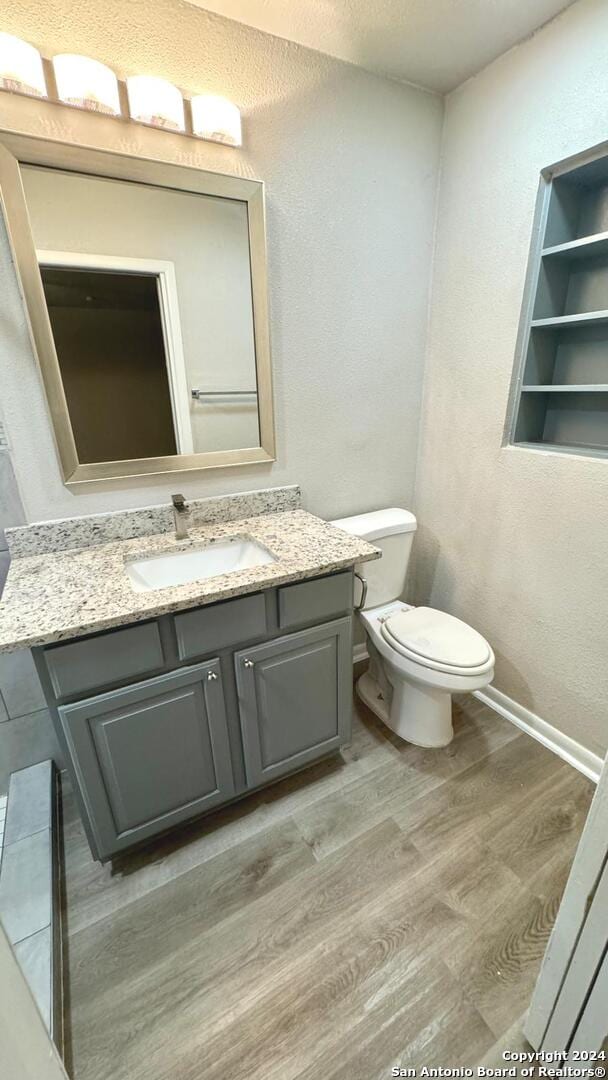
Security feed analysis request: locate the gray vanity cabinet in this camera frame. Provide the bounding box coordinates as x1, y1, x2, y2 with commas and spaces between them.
57, 659, 234, 859
235, 617, 352, 787
36, 570, 355, 860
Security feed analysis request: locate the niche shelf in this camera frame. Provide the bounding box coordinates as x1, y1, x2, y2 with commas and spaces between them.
531, 312, 608, 329
522, 384, 608, 392
510, 148, 608, 457
542, 231, 608, 262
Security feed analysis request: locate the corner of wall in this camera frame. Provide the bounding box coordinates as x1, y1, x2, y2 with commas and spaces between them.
408, 94, 448, 604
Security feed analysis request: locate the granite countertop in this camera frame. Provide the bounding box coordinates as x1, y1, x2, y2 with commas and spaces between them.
0, 509, 380, 652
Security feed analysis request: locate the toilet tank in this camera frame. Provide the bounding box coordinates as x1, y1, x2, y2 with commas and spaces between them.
330, 508, 417, 609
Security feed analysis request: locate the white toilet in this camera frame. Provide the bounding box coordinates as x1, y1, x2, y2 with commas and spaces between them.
331, 508, 495, 747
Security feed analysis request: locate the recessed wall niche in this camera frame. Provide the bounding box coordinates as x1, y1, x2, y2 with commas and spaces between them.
509, 148, 608, 458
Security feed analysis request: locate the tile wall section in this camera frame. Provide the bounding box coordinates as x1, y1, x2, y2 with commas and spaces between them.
0, 428, 60, 793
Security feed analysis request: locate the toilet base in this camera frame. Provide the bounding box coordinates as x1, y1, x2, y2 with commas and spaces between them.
356, 669, 454, 748
356, 670, 391, 726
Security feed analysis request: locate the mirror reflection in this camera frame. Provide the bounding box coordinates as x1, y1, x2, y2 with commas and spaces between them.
20, 165, 261, 463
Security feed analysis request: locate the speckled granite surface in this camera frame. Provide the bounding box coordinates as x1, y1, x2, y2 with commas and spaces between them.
0, 510, 380, 652
6, 485, 301, 558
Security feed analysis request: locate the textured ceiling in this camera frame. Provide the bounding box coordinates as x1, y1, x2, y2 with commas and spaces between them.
187, 0, 575, 93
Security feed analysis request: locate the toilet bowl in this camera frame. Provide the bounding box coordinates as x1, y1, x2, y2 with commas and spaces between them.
331, 510, 494, 747
358, 600, 494, 746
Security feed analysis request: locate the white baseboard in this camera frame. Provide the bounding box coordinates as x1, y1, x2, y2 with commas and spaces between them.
351, 646, 602, 784
474, 686, 603, 784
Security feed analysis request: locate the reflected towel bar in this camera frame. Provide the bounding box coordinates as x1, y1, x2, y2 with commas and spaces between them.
191, 389, 258, 402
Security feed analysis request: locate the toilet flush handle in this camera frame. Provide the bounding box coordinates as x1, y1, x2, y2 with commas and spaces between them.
354, 572, 368, 611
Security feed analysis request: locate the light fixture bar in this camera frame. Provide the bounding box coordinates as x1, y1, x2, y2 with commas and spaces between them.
0, 33, 243, 146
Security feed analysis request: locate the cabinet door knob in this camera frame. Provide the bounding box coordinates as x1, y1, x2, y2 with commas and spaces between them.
207, 670, 218, 681
243, 659, 254, 668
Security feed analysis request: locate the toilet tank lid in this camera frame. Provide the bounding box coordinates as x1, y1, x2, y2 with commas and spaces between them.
330, 508, 417, 541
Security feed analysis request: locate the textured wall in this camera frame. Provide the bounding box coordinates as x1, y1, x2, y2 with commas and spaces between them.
0, 0, 442, 524
413, 0, 608, 756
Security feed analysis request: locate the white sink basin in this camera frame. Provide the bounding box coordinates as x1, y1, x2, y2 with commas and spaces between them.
125, 537, 277, 592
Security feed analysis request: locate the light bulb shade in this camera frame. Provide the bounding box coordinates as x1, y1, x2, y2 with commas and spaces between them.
0, 32, 46, 97
191, 95, 241, 146
53, 53, 120, 114
126, 75, 184, 131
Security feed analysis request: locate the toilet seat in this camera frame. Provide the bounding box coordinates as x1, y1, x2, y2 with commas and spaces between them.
381, 606, 494, 677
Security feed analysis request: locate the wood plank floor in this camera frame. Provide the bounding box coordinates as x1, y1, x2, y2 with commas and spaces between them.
61, 693, 594, 1080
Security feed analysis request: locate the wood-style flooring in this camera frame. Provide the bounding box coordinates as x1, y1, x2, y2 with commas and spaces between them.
61, 693, 594, 1080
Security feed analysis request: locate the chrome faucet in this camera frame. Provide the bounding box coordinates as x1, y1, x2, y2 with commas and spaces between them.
171, 493, 190, 540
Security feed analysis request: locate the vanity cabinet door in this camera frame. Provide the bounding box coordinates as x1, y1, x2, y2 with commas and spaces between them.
58, 660, 235, 860
235, 617, 352, 788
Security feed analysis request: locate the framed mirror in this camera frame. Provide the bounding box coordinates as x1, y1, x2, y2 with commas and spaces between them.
0, 132, 275, 485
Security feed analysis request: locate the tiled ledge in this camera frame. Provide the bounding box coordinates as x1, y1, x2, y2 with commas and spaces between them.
0, 760, 63, 1051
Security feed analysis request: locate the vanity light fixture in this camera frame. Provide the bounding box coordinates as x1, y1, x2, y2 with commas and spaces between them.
191, 94, 242, 147
53, 53, 120, 115
126, 74, 185, 132
0, 32, 47, 97
0, 31, 242, 146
